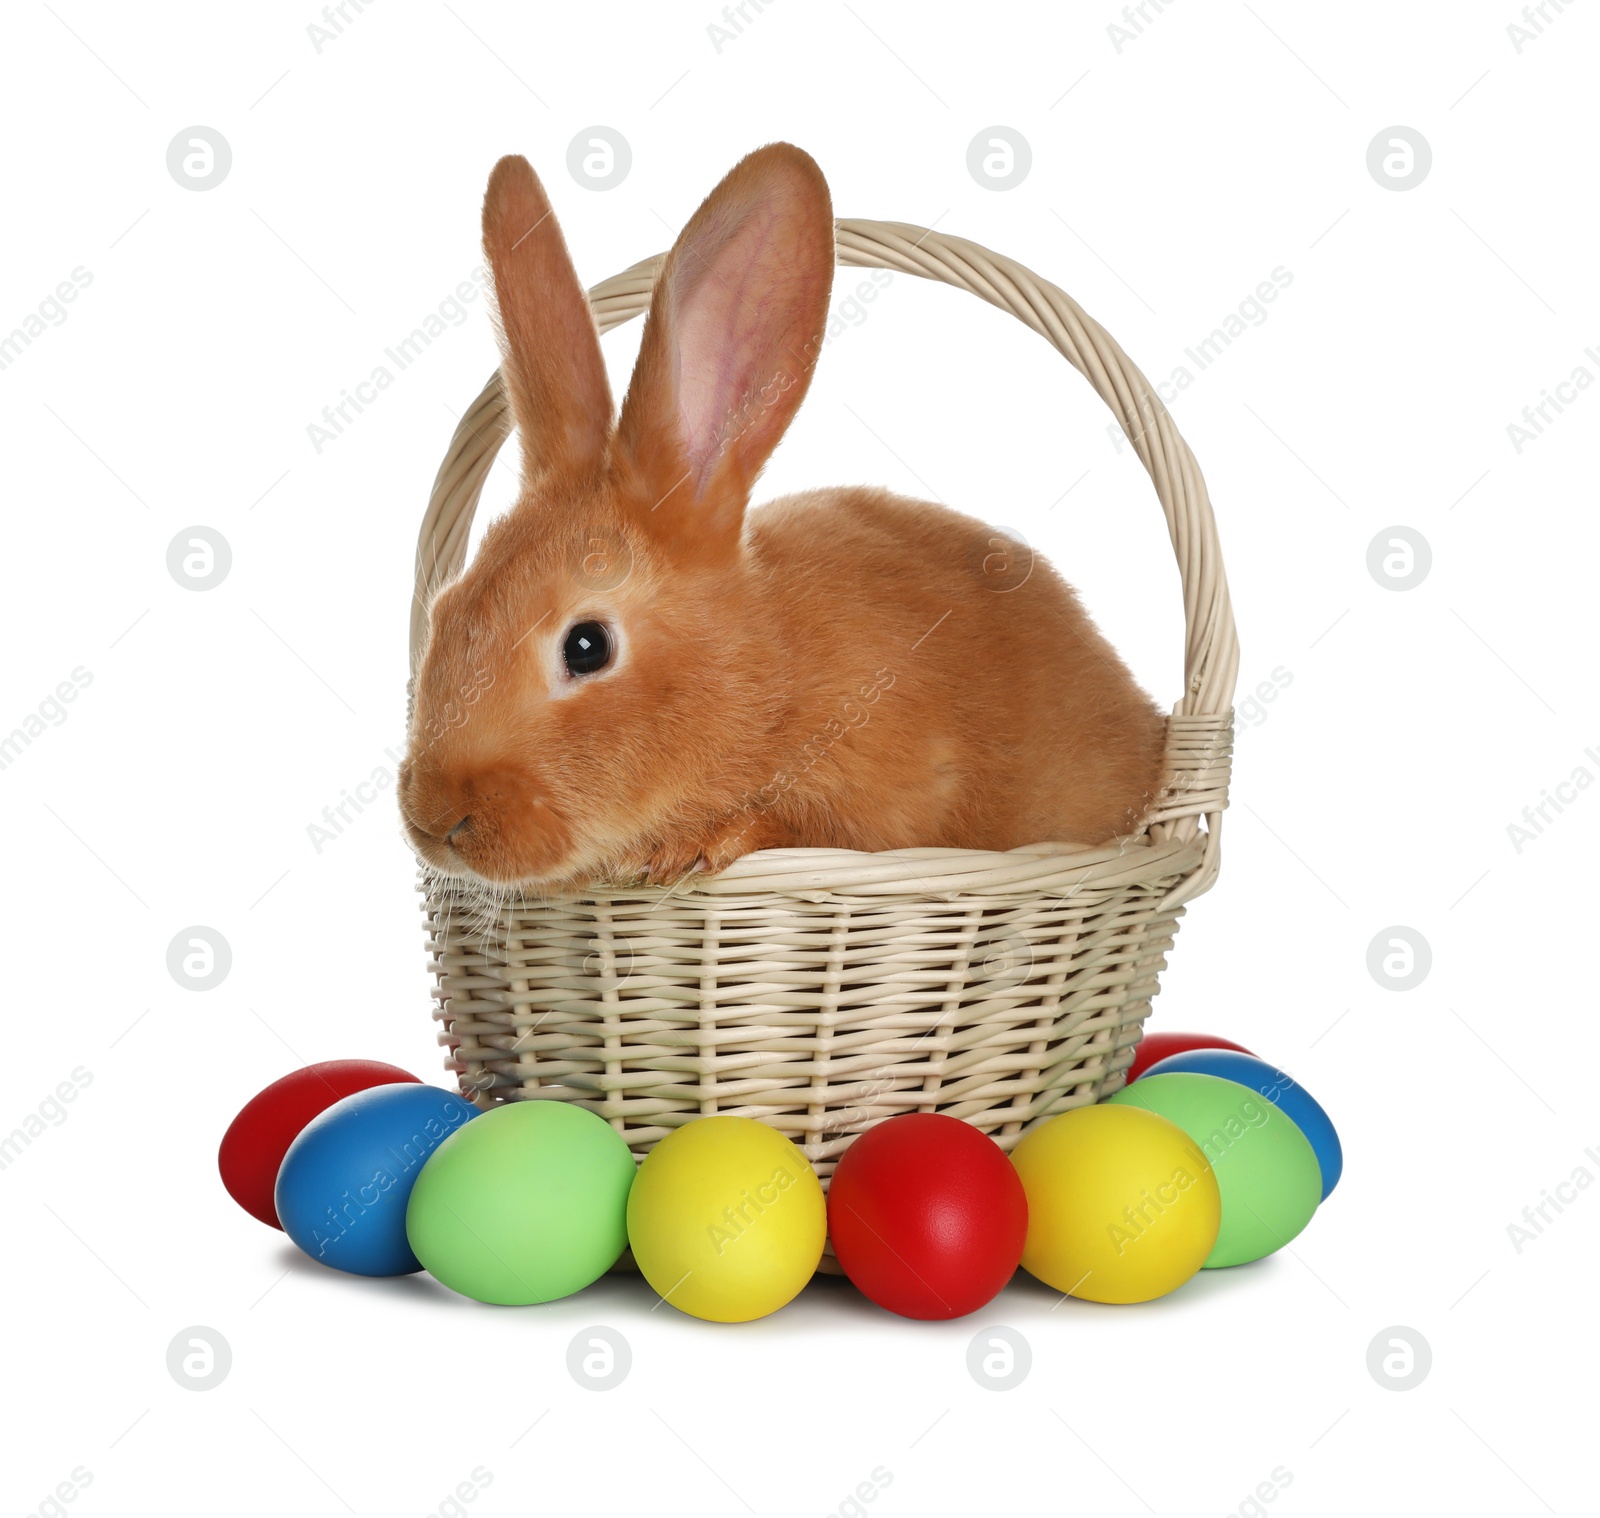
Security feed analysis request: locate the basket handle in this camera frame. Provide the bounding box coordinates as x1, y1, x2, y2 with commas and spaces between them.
411, 219, 1238, 869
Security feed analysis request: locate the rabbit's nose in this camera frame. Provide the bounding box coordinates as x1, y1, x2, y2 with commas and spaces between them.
397, 768, 471, 847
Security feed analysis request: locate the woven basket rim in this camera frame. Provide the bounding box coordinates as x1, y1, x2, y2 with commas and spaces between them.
421, 832, 1206, 901
410, 215, 1237, 908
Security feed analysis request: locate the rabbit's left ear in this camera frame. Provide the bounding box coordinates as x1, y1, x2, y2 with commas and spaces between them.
614, 143, 835, 562
482, 155, 614, 482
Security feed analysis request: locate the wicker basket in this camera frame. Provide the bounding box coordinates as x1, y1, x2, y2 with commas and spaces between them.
409, 218, 1237, 1186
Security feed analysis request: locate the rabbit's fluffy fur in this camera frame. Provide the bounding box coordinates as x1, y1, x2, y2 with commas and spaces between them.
399, 144, 1166, 894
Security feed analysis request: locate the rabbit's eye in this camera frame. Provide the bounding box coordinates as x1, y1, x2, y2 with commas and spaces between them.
562, 621, 612, 677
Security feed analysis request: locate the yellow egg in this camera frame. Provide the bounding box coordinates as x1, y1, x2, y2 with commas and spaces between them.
626, 1116, 825, 1322
1010, 1103, 1221, 1304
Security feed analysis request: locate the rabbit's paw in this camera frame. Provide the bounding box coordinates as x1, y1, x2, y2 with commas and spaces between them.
630, 816, 783, 886
631, 838, 708, 888
695, 813, 796, 875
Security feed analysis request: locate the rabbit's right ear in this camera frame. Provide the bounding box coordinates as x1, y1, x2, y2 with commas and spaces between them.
614, 143, 835, 566
482, 155, 613, 481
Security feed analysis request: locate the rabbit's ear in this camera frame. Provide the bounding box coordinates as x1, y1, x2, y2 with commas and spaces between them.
615, 143, 834, 561
482, 155, 613, 480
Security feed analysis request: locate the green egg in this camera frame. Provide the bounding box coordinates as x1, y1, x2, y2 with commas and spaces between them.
1108, 1072, 1322, 1268
406, 1100, 636, 1304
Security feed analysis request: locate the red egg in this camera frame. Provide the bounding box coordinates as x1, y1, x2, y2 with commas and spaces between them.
218, 1060, 422, 1228
828, 1114, 1028, 1320
1127, 1031, 1254, 1084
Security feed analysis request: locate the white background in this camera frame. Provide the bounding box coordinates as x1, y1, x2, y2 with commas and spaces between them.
3, 1, 1596, 1514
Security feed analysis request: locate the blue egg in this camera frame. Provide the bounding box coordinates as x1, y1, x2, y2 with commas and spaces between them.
1139, 1049, 1342, 1200
275, 1084, 479, 1276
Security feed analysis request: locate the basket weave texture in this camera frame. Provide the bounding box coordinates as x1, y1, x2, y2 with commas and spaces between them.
410, 219, 1238, 1181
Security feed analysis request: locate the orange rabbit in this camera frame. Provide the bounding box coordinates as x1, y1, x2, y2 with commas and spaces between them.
399, 143, 1166, 893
